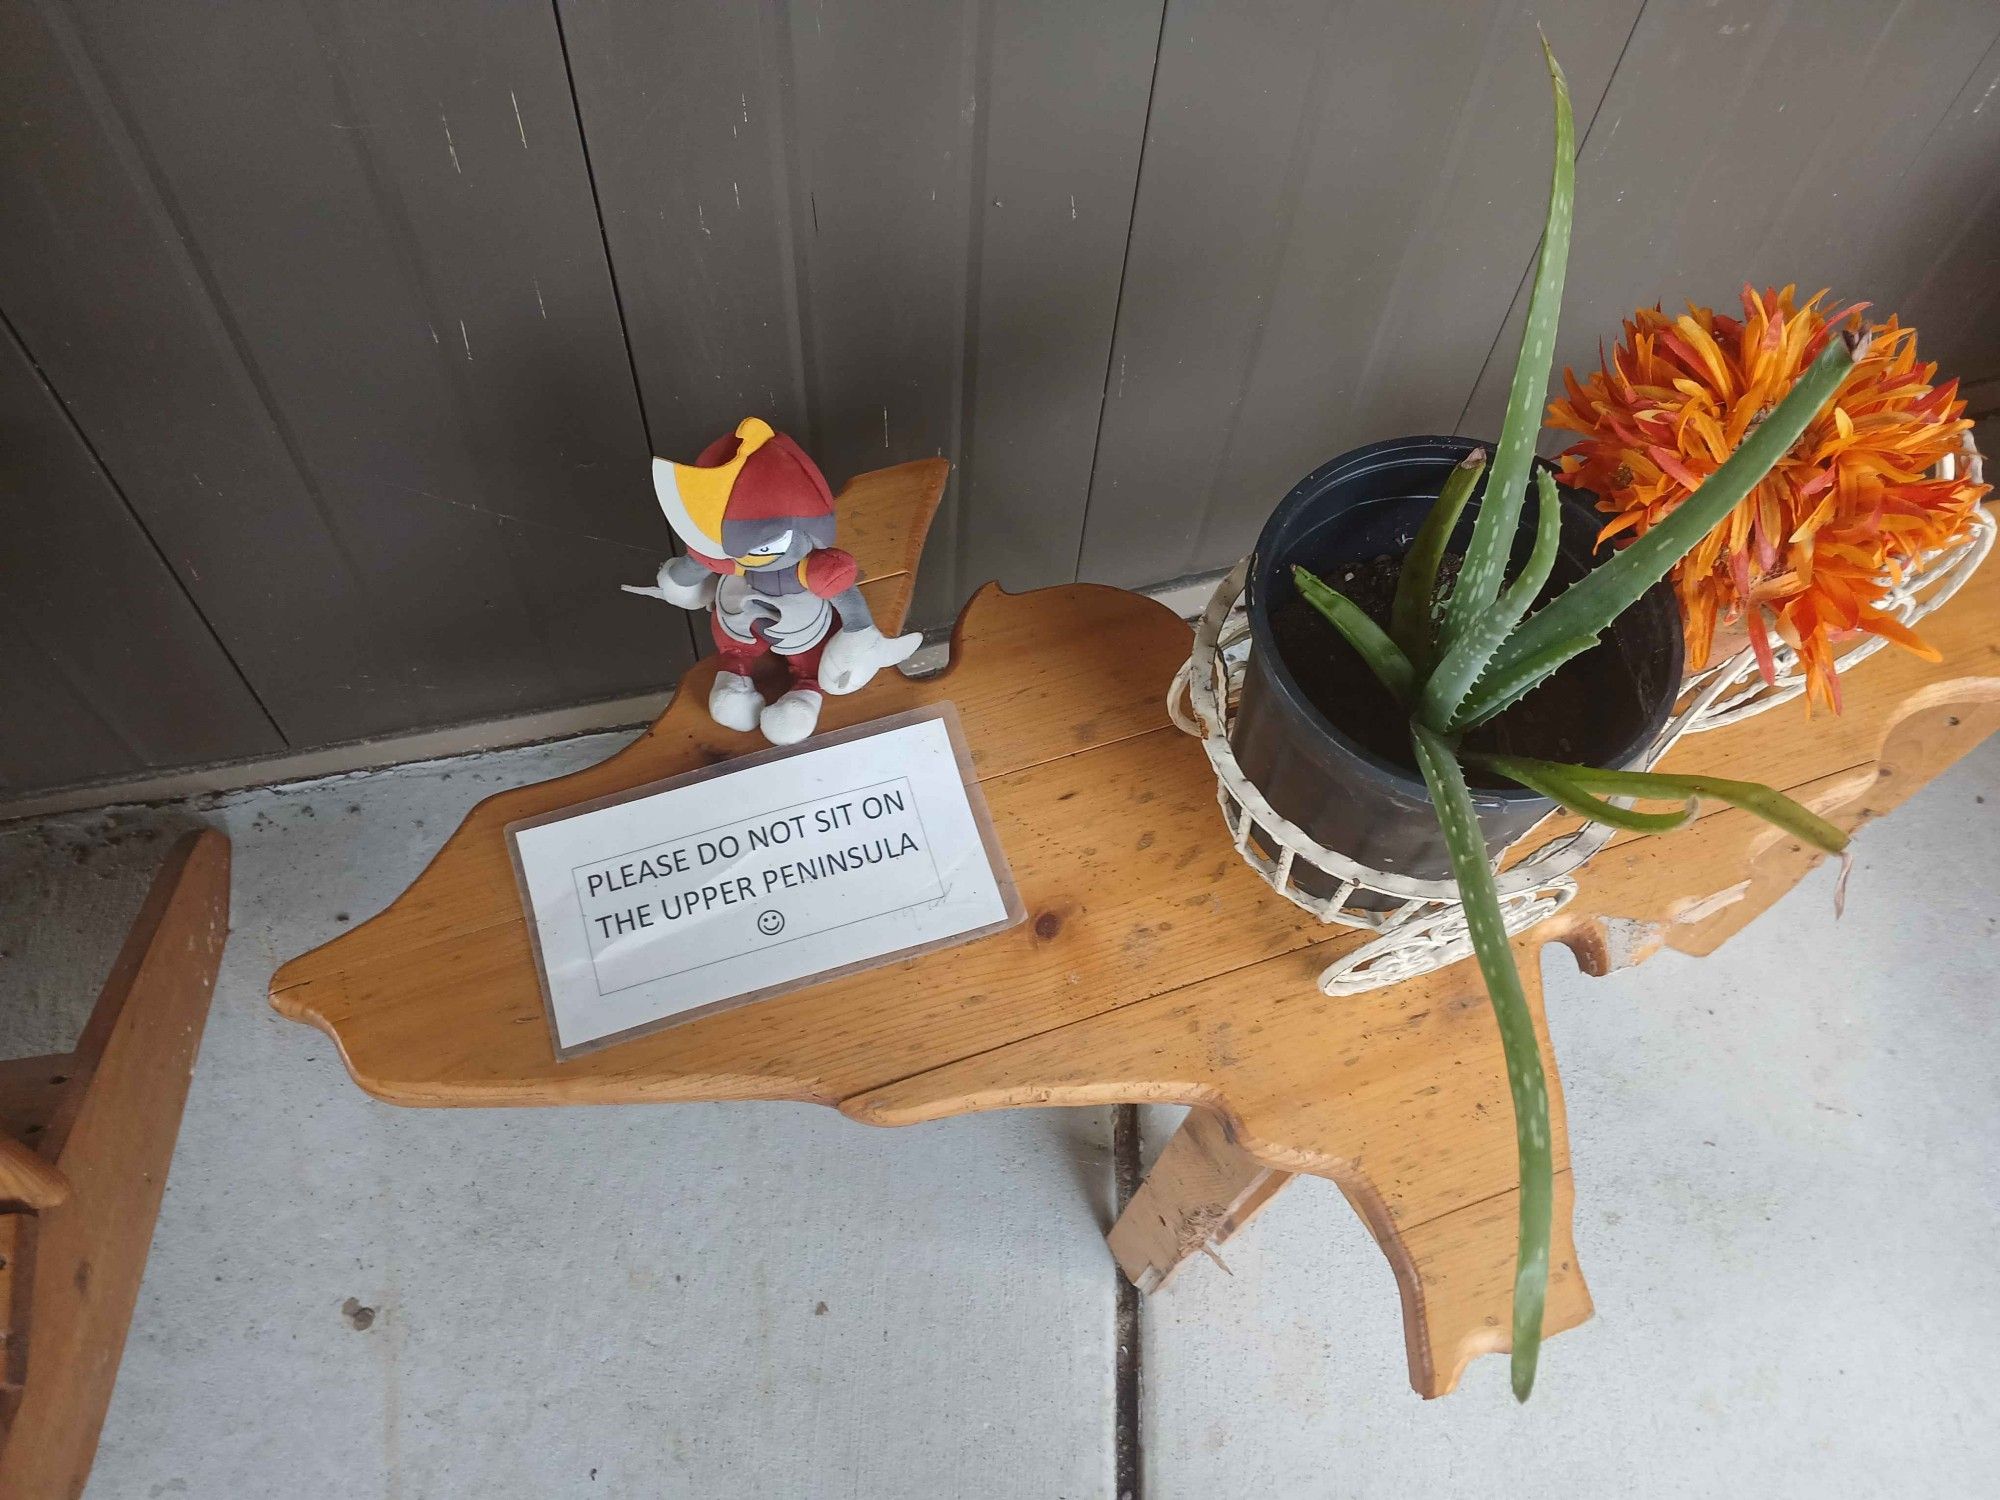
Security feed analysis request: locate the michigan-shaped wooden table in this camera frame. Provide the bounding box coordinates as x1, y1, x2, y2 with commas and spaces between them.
269, 460, 2000, 1397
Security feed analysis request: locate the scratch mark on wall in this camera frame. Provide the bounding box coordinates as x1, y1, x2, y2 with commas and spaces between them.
882, 406, 890, 449
733, 180, 741, 209
441, 110, 461, 174
698, 202, 711, 236
1070, 194, 1078, 220
459, 319, 472, 360
333, 469, 655, 553
427, 324, 439, 345
533, 277, 546, 319
510, 89, 528, 147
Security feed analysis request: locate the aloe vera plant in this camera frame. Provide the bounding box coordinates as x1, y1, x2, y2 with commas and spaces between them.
1292, 38, 1854, 1401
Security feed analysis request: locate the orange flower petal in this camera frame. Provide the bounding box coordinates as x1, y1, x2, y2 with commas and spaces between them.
1548, 289, 1979, 715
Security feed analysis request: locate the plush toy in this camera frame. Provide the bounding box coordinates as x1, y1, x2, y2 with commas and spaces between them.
624, 418, 921, 745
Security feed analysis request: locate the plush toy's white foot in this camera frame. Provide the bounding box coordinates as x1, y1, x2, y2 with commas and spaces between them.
708, 671, 763, 733
760, 688, 823, 745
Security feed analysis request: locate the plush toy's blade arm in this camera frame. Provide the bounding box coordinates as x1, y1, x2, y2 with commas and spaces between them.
819, 623, 922, 695
624, 559, 719, 611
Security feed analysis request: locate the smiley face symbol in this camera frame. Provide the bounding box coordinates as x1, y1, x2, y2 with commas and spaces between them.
756, 909, 786, 937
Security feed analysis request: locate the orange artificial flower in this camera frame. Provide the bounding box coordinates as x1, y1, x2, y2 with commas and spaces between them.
1547, 286, 1987, 712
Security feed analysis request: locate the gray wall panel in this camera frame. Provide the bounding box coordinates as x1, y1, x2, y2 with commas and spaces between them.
0, 0, 689, 775
1076, 0, 1643, 588
0, 0, 380, 751
555, 2, 815, 453
559, 0, 1162, 626
1874, 32, 2000, 385
4, 0, 1994, 799
1461, 0, 2000, 447
0, 316, 283, 791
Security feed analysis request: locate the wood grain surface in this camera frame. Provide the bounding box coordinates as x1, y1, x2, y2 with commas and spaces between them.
270, 468, 2000, 1395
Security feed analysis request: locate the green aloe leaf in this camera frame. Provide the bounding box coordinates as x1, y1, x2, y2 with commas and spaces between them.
1494, 468, 1564, 622
1422, 468, 1565, 728
1409, 721, 1552, 1403
1473, 753, 1697, 833
1465, 755, 1850, 854
1438, 35, 1573, 653
1450, 634, 1597, 732
1488, 331, 1861, 681
1292, 566, 1417, 704
1391, 448, 1487, 669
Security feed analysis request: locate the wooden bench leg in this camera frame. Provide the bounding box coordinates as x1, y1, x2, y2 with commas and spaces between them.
1106, 1108, 1294, 1293
0, 829, 230, 1498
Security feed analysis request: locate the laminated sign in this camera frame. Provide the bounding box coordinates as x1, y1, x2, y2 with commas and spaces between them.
508, 706, 1021, 1057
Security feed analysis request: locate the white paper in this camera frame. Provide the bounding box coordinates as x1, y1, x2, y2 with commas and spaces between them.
510, 708, 1016, 1054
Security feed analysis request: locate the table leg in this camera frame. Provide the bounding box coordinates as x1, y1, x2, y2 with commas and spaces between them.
862, 941, 1594, 1397
1107, 1108, 1294, 1293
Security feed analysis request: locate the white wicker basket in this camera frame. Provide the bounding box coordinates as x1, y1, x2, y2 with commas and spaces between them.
1171, 437, 1989, 996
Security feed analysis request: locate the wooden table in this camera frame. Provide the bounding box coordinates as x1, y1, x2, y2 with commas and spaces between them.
271, 462, 2000, 1398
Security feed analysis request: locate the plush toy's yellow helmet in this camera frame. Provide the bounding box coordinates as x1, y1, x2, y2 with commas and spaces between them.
650, 417, 777, 559
651, 417, 837, 562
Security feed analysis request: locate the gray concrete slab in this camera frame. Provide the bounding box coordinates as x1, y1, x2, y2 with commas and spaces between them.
8, 727, 1997, 1497
1137, 740, 2000, 1499
0, 736, 1117, 1499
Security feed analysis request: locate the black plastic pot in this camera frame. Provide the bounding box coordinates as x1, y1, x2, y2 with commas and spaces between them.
1233, 434, 1683, 886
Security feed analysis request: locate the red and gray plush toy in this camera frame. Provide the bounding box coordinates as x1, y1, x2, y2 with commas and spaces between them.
624, 418, 920, 744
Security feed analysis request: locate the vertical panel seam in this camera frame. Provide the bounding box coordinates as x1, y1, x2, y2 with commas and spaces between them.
0, 301, 287, 748
948, 0, 999, 606
1072, 0, 1173, 585
759, 0, 822, 456
549, 0, 697, 655
549, 0, 658, 459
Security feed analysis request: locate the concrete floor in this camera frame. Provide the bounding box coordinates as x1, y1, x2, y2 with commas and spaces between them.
2, 728, 1995, 1499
